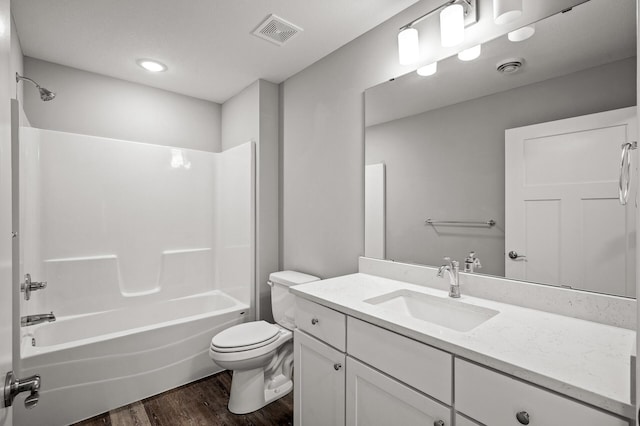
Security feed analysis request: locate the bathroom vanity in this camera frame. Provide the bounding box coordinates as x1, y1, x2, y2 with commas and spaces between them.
291, 259, 635, 426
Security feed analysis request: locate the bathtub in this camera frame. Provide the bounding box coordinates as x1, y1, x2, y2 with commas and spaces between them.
15, 290, 250, 426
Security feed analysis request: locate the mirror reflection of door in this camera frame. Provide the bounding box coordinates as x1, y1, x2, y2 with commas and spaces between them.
505, 107, 637, 297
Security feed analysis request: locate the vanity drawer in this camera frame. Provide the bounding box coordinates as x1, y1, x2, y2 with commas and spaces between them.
347, 317, 452, 405
295, 297, 346, 351
455, 359, 629, 426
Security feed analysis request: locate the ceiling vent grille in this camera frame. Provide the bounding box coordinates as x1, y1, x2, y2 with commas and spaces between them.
252, 14, 303, 46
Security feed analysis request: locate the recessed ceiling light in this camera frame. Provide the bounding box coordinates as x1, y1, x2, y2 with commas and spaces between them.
136, 59, 167, 73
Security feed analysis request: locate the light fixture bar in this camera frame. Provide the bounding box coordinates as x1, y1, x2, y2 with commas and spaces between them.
399, 0, 477, 31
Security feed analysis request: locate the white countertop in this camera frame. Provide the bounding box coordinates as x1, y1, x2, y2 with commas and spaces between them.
290, 273, 636, 418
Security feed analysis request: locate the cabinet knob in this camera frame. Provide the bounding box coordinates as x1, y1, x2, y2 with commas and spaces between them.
311, 318, 319, 325
516, 411, 530, 425
433, 420, 445, 426
333, 363, 342, 371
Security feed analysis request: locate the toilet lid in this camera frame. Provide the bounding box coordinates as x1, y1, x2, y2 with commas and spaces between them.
211, 321, 280, 349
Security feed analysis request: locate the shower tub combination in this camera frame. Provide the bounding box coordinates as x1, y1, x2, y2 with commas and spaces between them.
15, 128, 256, 426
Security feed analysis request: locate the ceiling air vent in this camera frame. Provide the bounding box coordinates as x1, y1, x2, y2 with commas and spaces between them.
497, 58, 524, 74
252, 14, 303, 46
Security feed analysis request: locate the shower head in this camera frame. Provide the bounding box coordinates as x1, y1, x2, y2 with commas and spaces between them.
16, 73, 56, 102
38, 87, 56, 102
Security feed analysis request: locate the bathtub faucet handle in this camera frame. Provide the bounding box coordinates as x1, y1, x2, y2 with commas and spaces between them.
20, 273, 47, 301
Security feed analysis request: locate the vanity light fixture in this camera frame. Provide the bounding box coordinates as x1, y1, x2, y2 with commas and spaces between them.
508, 25, 535, 42
398, 0, 477, 65
493, 0, 522, 25
458, 44, 481, 61
136, 59, 168, 73
417, 62, 438, 77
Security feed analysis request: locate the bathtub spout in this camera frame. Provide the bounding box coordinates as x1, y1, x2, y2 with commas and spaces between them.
21, 312, 56, 327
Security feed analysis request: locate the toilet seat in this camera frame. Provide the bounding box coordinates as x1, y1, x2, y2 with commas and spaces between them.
211, 321, 280, 352
210, 325, 292, 363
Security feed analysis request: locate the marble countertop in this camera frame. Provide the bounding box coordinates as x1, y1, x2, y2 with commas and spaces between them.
290, 273, 636, 418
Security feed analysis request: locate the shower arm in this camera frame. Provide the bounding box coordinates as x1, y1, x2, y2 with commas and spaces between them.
16, 73, 42, 90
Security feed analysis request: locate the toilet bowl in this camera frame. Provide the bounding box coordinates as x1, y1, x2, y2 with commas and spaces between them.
209, 271, 319, 414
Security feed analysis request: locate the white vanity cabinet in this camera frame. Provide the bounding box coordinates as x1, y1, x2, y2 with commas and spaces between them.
294, 297, 348, 426
294, 296, 631, 426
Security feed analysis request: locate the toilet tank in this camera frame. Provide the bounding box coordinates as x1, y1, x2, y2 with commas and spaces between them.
269, 271, 320, 330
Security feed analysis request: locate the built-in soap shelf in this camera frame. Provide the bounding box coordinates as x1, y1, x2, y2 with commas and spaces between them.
38, 248, 214, 316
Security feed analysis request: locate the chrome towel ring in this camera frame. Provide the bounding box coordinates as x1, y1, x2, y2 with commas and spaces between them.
619, 141, 637, 205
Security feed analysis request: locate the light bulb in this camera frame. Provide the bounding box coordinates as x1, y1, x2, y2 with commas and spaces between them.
493, 0, 523, 25
458, 44, 481, 61
398, 28, 420, 65
137, 59, 168, 72
417, 62, 437, 77
440, 4, 465, 47
508, 25, 535, 42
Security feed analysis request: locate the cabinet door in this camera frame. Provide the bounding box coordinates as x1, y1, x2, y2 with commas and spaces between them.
294, 330, 345, 426
346, 357, 451, 426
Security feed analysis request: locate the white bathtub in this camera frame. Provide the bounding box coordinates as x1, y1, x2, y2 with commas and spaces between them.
15, 290, 249, 426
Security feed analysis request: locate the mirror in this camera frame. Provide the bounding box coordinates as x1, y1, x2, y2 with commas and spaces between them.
364, 0, 637, 298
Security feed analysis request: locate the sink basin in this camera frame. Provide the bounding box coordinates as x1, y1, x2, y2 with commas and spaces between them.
363, 289, 499, 332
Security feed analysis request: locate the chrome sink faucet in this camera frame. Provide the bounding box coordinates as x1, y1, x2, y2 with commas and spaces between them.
464, 251, 482, 273
437, 257, 460, 298
21, 312, 56, 327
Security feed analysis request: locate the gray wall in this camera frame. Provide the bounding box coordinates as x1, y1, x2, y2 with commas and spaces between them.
280, 0, 587, 279
366, 58, 636, 276
222, 80, 279, 321
23, 57, 221, 151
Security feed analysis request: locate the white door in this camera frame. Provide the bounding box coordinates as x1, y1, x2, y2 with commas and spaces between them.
293, 329, 345, 426
346, 357, 451, 426
505, 107, 637, 297
0, 49, 14, 426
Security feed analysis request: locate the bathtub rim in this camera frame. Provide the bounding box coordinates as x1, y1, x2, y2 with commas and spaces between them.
21, 289, 250, 358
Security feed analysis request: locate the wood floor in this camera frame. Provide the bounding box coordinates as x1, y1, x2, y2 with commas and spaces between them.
73, 371, 293, 426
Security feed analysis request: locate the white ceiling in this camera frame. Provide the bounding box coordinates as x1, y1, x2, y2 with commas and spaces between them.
12, 0, 421, 104
366, 0, 636, 126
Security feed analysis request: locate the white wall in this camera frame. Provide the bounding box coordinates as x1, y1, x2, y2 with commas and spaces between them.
10, 14, 28, 125
366, 58, 636, 276
222, 81, 259, 149
23, 57, 221, 151
222, 79, 279, 321
281, 0, 590, 279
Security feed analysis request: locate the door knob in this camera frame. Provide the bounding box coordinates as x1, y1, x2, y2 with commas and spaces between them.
516, 411, 530, 425
508, 251, 526, 260
4, 371, 41, 409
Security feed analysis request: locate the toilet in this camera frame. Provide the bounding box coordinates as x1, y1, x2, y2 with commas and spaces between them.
209, 270, 319, 414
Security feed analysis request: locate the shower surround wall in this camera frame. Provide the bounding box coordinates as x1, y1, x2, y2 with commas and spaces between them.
16, 127, 255, 426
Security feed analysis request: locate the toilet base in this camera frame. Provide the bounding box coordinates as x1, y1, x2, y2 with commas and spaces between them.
227, 368, 293, 414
